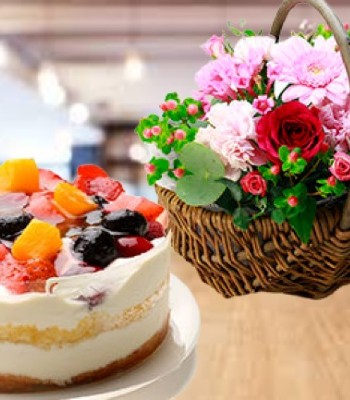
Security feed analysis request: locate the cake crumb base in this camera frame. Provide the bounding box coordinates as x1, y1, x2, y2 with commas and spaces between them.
0, 317, 169, 393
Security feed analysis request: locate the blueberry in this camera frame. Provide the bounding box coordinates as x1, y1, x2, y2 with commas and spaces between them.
73, 228, 118, 268
102, 210, 148, 236
0, 212, 33, 240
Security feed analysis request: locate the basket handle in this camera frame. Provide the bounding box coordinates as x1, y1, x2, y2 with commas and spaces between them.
270, 0, 350, 230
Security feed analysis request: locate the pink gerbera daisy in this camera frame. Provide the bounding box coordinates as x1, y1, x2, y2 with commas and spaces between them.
268, 36, 348, 106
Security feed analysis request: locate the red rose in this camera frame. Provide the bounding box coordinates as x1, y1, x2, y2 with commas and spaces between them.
257, 101, 325, 163
330, 152, 350, 181
240, 171, 267, 197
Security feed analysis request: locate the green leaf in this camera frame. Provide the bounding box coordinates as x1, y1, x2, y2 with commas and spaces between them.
147, 173, 161, 185
274, 197, 287, 208
179, 143, 225, 179
215, 188, 237, 213
233, 208, 250, 230
289, 197, 316, 244
152, 158, 169, 172
220, 179, 243, 202
176, 176, 226, 206
334, 181, 346, 196
165, 92, 180, 102
271, 208, 286, 224
278, 146, 290, 162
190, 120, 209, 129
244, 29, 256, 36
259, 165, 279, 185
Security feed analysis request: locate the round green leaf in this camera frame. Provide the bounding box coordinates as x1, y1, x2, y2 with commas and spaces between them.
176, 175, 226, 206
179, 143, 225, 179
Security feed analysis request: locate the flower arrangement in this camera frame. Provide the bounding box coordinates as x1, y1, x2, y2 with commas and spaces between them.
136, 23, 350, 244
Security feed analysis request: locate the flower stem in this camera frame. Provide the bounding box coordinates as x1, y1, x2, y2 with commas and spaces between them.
301, 159, 321, 182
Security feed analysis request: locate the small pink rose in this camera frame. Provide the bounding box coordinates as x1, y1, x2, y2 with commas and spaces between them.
330, 152, 350, 181
240, 171, 267, 197
201, 35, 226, 58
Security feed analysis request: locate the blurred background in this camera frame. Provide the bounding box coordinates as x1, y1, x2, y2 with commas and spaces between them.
0, 0, 349, 202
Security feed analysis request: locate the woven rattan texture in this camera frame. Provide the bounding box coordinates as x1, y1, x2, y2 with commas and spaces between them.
157, 186, 350, 299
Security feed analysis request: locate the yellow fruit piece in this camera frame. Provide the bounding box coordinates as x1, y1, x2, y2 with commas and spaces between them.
12, 219, 62, 261
0, 159, 39, 194
54, 182, 98, 216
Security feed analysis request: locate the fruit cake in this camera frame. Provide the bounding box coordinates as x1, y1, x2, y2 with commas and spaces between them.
0, 159, 170, 392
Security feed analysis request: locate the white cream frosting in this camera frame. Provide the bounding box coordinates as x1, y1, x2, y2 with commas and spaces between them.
0, 291, 168, 384
0, 234, 170, 330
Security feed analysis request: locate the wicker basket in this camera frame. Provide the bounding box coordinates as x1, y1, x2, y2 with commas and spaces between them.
157, 0, 350, 299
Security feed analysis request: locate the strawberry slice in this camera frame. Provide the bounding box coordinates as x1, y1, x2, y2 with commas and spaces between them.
74, 164, 124, 201
77, 165, 108, 179
105, 193, 163, 221
27, 192, 65, 224
135, 199, 164, 221
88, 177, 124, 201
0, 193, 29, 211
104, 193, 142, 212
0, 255, 57, 294
39, 169, 64, 191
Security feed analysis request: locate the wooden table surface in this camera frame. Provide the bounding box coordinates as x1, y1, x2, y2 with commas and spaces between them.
171, 251, 350, 400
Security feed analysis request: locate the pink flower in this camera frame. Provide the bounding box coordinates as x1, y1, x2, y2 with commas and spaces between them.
234, 36, 274, 64
240, 171, 267, 197
196, 101, 266, 181
319, 100, 350, 152
268, 36, 348, 106
195, 55, 259, 101
330, 152, 350, 181
253, 95, 275, 115
201, 35, 226, 58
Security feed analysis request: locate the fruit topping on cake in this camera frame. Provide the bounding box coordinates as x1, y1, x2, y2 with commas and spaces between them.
73, 228, 118, 267
0, 212, 33, 240
39, 169, 64, 191
54, 182, 98, 216
0, 158, 167, 295
102, 210, 148, 236
146, 221, 166, 240
105, 193, 164, 221
0, 241, 57, 294
0, 159, 40, 194
74, 164, 124, 201
115, 236, 153, 258
12, 219, 62, 261
27, 192, 66, 224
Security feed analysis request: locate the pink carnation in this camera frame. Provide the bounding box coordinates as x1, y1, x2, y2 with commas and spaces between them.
268, 36, 348, 106
319, 99, 350, 152
234, 36, 274, 64
195, 55, 259, 102
196, 101, 266, 181
201, 35, 226, 58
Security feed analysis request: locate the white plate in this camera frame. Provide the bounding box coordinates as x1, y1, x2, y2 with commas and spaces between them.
2, 274, 201, 400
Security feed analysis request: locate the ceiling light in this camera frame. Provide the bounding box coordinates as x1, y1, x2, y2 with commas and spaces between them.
69, 103, 90, 125
37, 64, 66, 107
123, 51, 145, 82
129, 143, 148, 163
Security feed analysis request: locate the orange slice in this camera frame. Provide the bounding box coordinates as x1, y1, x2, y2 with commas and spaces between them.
0, 159, 40, 194
12, 219, 62, 261
54, 182, 98, 216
